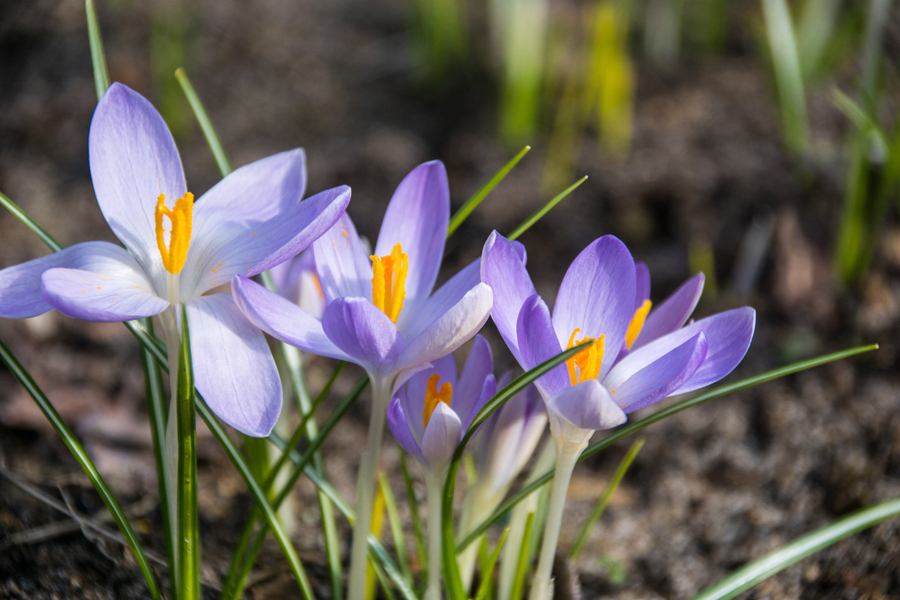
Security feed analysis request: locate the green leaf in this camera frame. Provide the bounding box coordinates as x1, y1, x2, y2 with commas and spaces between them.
457, 343, 879, 551
473, 529, 509, 600
447, 146, 531, 237
508, 512, 535, 600
175, 68, 232, 177
507, 176, 588, 241
691, 497, 900, 600
400, 452, 428, 580
0, 337, 162, 600
85, 0, 110, 99
379, 473, 412, 583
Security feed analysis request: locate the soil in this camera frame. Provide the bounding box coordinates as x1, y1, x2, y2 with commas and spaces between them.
2, 0, 900, 598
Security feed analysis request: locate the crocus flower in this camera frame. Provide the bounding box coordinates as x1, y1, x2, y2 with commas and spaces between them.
388, 335, 496, 472
482, 231, 755, 443
0, 83, 350, 437
232, 160, 493, 600
268, 249, 327, 319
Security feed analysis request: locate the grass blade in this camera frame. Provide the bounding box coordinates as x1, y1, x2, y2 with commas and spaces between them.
457, 343, 879, 551
0, 337, 162, 600
85, 0, 110, 99
175, 68, 232, 177
473, 528, 509, 600
508, 512, 535, 600
0, 190, 63, 252
447, 146, 531, 237
379, 472, 412, 583
507, 176, 588, 241
691, 497, 900, 600
400, 452, 428, 578
761, 0, 809, 154
568, 437, 644, 561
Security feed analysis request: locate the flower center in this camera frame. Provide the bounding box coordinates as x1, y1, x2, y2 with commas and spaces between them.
423, 373, 453, 429
371, 243, 408, 322
566, 329, 605, 386
155, 192, 194, 275
625, 299, 652, 350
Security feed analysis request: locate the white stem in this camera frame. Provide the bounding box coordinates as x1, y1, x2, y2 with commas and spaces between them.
424, 469, 445, 600
347, 377, 392, 600
527, 435, 586, 600
458, 482, 501, 591
156, 305, 182, 591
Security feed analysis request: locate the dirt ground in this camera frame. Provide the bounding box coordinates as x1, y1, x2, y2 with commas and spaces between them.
2, 0, 900, 598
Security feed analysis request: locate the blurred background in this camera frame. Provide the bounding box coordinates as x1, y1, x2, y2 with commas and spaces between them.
2, 0, 900, 597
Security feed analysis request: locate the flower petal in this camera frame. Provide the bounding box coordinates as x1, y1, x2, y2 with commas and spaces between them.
477, 385, 546, 493
0, 242, 147, 318
405, 354, 458, 444
546, 379, 626, 432
516, 294, 569, 398
454, 334, 493, 427
605, 332, 708, 413
185, 181, 351, 297
312, 214, 373, 303
420, 402, 462, 469
388, 398, 423, 458
231, 275, 349, 361
551, 236, 636, 381
322, 297, 405, 374
375, 161, 449, 329
463, 374, 496, 434
186, 294, 282, 437
482, 231, 536, 364
632, 273, 704, 350
41, 268, 169, 322
89, 83, 186, 290
396, 283, 493, 372
403, 259, 479, 342
635, 262, 651, 309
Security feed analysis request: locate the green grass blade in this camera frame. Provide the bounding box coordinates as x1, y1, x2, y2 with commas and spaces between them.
0, 337, 162, 600
473, 528, 509, 600
175, 68, 232, 177
379, 472, 412, 583
0, 190, 63, 252
569, 437, 644, 561
400, 452, 427, 578
175, 307, 200, 600
138, 318, 175, 593
442, 342, 591, 600
507, 176, 588, 241
761, 0, 809, 154
691, 496, 900, 600
508, 512, 535, 600
85, 0, 110, 99
447, 146, 531, 237
457, 343, 879, 551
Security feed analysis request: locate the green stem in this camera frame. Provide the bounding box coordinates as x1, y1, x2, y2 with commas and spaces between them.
424, 470, 445, 600
348, 377, 392, 600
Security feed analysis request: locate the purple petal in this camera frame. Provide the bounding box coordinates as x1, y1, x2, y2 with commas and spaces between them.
186, 294, 282, 437
551, 236, 636, 381
403, 259, 480, 342
405, 354, 458, 443
312, 214, 373, 303
454, 335, 493, 427
388, 398, 423, 458
185, 180, 351, 296
464, 374, 497, 433
635, 262, 651, 309
396, 283, 492, 372
420, 402, 462, 468
605, 333, 708, 413
322, 297, 405, 374
632, 273, 704, 351
0, 242, 148, 318
375, 161, 449, 328
41, 268, 169, 322
482, 231, 536, 364
268, 249, 317, 306
546, 379, 626, 432
231, 275, 349, 361
516, 295, 569, 398
89, 83, 186, 291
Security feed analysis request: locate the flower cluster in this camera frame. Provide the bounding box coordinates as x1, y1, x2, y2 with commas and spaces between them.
0, 83, 756, 600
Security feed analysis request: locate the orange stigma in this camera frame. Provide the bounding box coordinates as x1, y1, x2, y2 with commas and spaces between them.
566, 328, 605, 386
155, 192, 194, 274
423, 373, 453, 429
625, 299, 652, 350
371, 243, 408, 322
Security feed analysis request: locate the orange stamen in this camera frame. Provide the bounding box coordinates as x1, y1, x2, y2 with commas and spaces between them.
625, 299, 652, 350
371, 243, 408, 322
566, 328, 605, 386
423, 373, 453, 429
155, 192, 194, 274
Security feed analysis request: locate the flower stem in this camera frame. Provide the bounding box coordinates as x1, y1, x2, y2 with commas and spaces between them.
347, 377, 391, 600
425, 470, 445, 600
527, 440, 581, 600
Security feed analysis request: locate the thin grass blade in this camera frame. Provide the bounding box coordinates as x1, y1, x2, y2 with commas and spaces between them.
508, 512, 535, 600
175, 68, 232, 177
379, 472, 412, 583
400, 452, 427, 578
473, 528, 509, 600
761, 0, 809, 153
508, 176, 588, 241
85, 0, 110, 99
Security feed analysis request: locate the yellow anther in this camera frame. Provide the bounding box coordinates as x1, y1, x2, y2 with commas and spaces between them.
371, 243, 408, 322
625, 299, 652, 350
155, 192, 194, 274
566, 328, 605, 386
423, 373, 453, 429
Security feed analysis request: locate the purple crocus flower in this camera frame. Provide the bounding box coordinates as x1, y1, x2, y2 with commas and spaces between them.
268, 249, 327, 319
482, 230, 755, 441
0, 83, 350, 437
387, 335, 496, 472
